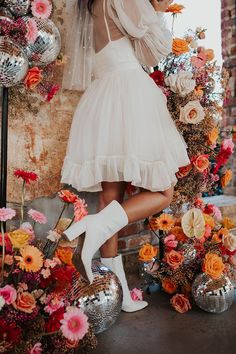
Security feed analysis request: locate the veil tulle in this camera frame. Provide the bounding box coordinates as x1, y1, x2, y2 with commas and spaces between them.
62, 0, 94, 91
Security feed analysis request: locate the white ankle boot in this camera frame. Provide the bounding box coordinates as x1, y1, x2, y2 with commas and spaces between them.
101, 255, 148, 312
64, 200, 128, 283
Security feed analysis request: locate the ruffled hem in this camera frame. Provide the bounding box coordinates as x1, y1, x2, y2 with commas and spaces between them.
60, 155, 188, 193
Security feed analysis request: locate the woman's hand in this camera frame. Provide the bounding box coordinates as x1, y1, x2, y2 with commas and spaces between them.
150, 0, 174, 12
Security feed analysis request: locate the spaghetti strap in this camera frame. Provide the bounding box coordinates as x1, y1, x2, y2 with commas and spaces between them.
103, 0, 111, 42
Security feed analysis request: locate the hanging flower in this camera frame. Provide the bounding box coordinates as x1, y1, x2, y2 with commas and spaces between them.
14, 169, 38, 184
28, 209, 47, 224
191, 51, 207, 68
31, 0, 52, 19
8, 230, 30, 249
164, 71, 196, 97
15, 245, 44, 272
0, 208, 16, 222
192, 154, 210, 173
58, 190, 78, 204
149, 70, 165, 86
60, 307, 89, 341
176, 164, 192, 179
156, 213, 175, 231
24, 67, 43, 90
170, 294, 191, 313
74, 198, 88, 222
26, 18, 38, 44
46, 84, 60, 102
221, 169, 233, 188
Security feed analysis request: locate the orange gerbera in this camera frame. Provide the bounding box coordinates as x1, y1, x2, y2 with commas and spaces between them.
212, 228, 229, 244
208, 126, 219, 145
166, 3, 185, 14
170, 226, 188, 242
221, 169, 233, 188
55, 247, 73, 266
172, 38, 189, 56
15, 245, 43, 272
156, 214, 175, 231
221, 217, 235, 229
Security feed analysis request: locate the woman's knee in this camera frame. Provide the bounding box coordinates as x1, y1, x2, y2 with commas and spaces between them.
162, 186, 174, 208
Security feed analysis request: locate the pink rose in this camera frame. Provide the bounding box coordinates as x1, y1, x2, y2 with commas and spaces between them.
0, 285, 17, 305
164, 234, 178, 249
170, 294, 191, 313
130, 288, 143, 301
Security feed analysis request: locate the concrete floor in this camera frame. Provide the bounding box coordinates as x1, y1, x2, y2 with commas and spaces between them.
93, 279, 236, 354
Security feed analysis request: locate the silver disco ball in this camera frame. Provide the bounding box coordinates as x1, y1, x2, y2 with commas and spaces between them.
0, 6, 14, 21
24, 18, 61, 66
192, 273, 234, 313
179, 243, 197, 265
0, 37, 29, 87
139, 257, 160, 289
4, 0, 30, 16
68, 260, 122, 334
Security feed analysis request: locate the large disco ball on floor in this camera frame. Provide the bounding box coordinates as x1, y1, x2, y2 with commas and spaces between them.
68, 260, 122, 334
192, 273, 234, 313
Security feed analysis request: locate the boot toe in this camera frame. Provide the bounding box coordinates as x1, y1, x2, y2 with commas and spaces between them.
122, 300, 148, 313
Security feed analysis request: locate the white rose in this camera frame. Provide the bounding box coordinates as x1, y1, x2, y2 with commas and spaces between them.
164, 71, 196, 97
179, 100, 205, 124
223, 232, 236, 252
0, 295, 5, 311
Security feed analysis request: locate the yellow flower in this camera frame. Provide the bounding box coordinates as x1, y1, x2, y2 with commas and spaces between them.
203, 214, 215, 229
8, 230, 30, 249
208, 126, 219, 145
221, 169, 233, 188
15, 245, 43, 272
221, 217, 235, 230
157, 213, 175, 231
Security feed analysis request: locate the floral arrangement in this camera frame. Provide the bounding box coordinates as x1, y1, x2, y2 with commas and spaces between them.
149, 4, 233, 212
0, 170, 97, 353
139, 199, 236, 313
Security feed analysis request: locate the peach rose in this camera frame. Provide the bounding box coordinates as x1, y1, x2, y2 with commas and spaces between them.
221, 169, 233, 188
202, 253, 225, 279
162, 278, 177, 294
179, 101, 205, 124
165, 250, 184, 270
24, 67, 42, 89
170, 294, 191, 313
192, 154, 209, 173
172, 38, 189, 56
139, 244, 158, 262
223, 232, 236, 252
176, 164, 192, 179
13, 291, 36, 313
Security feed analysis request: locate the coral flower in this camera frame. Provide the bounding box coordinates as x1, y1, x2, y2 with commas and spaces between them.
60, 307, 89, 341
172, 38, 189, 56
28, 209, 47, 224
31, 0, 52, 19
55, 247, 73, 266
14, 169, 38, 184
15, 245, 43, 272
0, 208, 16, 222
166, 3, 185, 14
156, 213, 175, 231
170, 294, 191, 313
58, 190, 78, 204
74, 198, 88, 222
165, 250, 184, 270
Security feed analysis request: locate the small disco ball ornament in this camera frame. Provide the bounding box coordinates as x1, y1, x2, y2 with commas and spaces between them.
192, 273, 234, 314
139, 257, 159, 288
4, 0, 31, 16
179, 243, 197, 265
24, 17, 61, 66
0, 6, 14, 21
0, 37, 29, 87
68, 260, 122, 334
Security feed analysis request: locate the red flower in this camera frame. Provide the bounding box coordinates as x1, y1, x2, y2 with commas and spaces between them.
45, 307, 65, 333
203, 204, 214, 215
52, 266, 75, 292
14, 169, 38, 184
0, 233, 13, 253
46, 84, 60, 102
0, 318, 22, 347
58, 190, 78, 204
214, 148, 232, 173
149, 70, 165, 86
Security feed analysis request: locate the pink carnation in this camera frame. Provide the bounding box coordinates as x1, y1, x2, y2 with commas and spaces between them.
130, 288, 143, 301
26, 18, 38, 44
0, 208, 16, 222
0, 285, 17, 305
31, 0, 52, 19
74, 199, 88, 222
29, 342, 42, 354
28, 209, 47, 224
164, 234, 178, 249
60, 307, 89, 341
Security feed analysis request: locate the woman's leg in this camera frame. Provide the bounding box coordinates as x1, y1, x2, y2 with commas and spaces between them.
99, 181, 126, 258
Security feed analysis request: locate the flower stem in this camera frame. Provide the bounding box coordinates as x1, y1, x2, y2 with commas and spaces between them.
171, 14, 176, 35
1, 222, 5, 285
65, 216, 75, 230
20, 180, 26, 224
54, 203, 67, 229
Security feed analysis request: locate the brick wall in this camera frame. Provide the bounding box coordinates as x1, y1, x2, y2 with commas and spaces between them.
221, 0, 236, 194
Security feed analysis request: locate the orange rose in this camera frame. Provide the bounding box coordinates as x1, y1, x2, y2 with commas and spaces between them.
55, 247, 73, 266
139, 244, 158, 262
58, 190, 78, 203
205, 49, 215, 61
172, 38, 189, 56
170, 294, 191, 313
24, 67, 42, 89
202, 253, 225, 279
176, 164, 192, 179
13, 292, 36, 313
221, 169, 233, 188
165, 250, 184, 270
208, 126, 219, 145
162, 278, 177, 294
166, 3, 185, 13
170, 226, 188, 242
192, 154, 209, 172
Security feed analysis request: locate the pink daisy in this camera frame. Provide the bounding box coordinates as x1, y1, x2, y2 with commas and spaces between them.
0, 208, 16, 222
74, 199, 88, 222
26, 18, 38, 44
31, 0, 52, 19
28, 209, 47, 224
60, 307, 89, 342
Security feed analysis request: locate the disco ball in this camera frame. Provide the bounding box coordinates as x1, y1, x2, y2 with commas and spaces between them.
179, 243, 197, 265
68, 260, 122, 334
24, 18, 61, 66
4, 0, 30, 16
0, 6, 14, 21
0, 37, 29, 87
192, 273, 234, 313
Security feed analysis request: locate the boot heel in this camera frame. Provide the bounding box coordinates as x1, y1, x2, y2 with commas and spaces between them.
64, 219, 86, 241
72, 233, 90, 283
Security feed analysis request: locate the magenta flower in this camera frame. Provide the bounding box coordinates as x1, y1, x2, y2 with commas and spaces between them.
0, 285, 17, 305
130, 288, 143, 301
31, 0, 52, 19
60, 307, 89, 341
26, 18, 38, 43
74, 199, 88, 222
30, 342, 42, 354
28, 209, 47, 224
0, 208, 16, 222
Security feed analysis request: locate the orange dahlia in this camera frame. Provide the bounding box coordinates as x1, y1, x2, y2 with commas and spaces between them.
156, 213, 175, 231
15, 245, 43, 272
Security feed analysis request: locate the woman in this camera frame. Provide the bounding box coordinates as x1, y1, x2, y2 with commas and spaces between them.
61, 0, 190, 312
